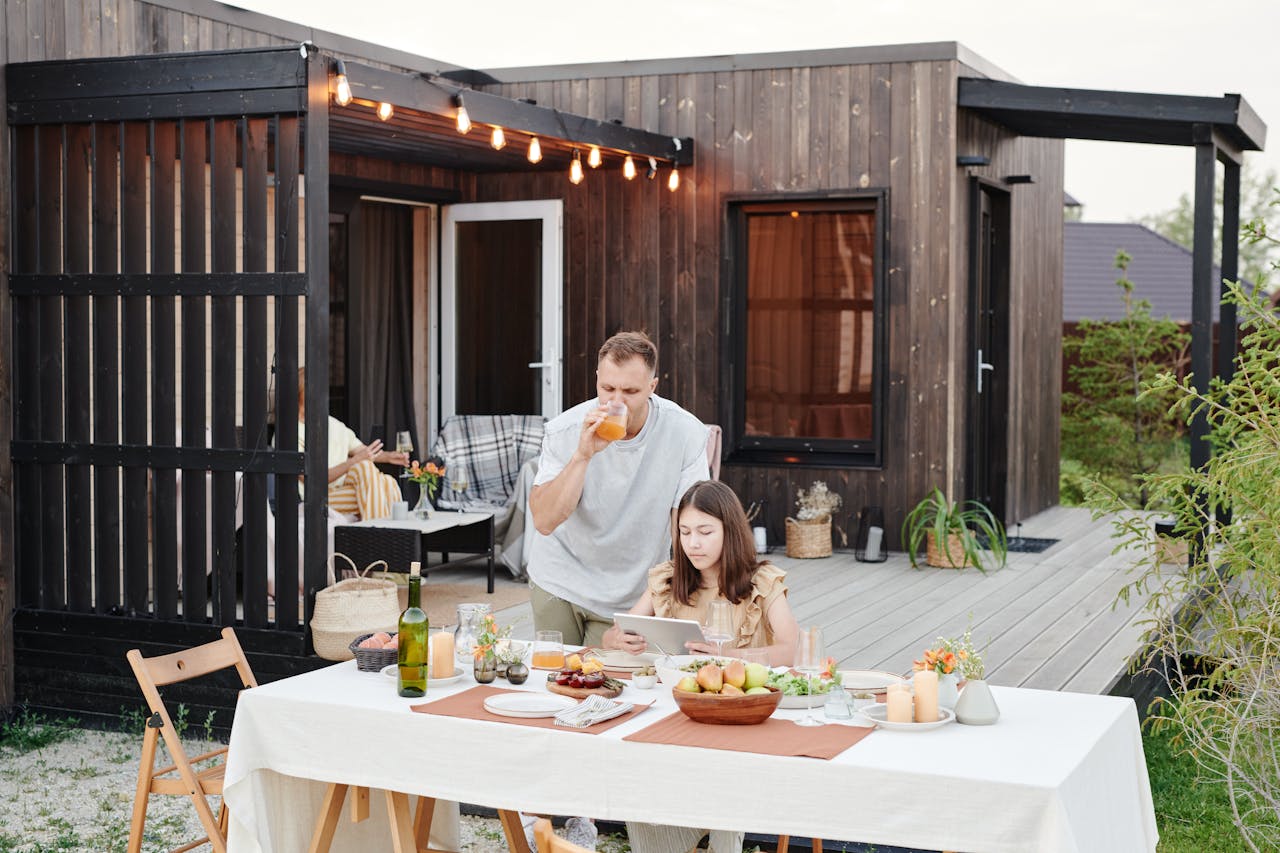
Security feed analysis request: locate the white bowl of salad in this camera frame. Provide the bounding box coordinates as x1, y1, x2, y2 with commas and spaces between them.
766, 667, 844, 708
654, 654, 743, 687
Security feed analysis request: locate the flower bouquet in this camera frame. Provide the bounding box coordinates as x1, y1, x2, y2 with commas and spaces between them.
470, 613, 511, 683
786, 481, 845, 558
406, 455, 446, 517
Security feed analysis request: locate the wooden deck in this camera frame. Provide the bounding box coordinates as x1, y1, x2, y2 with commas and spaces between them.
475, 505, 1169, 698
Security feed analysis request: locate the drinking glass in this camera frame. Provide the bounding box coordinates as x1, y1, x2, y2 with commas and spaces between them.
795, 626, 826, 727
597, 400, 628, 442
702, 599, 735, 659
531, 629, 565, 670
395, 430, 414, 477
450, 470, 470, 499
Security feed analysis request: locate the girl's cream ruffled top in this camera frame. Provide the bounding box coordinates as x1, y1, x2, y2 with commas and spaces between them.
647, 560, 788, 649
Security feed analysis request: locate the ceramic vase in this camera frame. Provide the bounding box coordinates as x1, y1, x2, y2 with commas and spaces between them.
938, 672, 961, 710
954, 678, 1000, 725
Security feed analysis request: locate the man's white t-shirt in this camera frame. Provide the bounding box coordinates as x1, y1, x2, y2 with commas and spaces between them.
528, 394, 710, 617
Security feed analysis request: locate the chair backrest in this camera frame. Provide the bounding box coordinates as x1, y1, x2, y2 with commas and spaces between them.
534, 819, 592, 853
127, 627, 257, 762
431, 414, 546, 509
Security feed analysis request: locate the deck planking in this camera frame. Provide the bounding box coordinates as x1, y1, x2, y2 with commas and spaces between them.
481, 506, 1171, 698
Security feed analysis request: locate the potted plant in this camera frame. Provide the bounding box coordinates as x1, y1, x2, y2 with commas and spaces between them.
785, 482, 843, 559
901, 487, 1007, 571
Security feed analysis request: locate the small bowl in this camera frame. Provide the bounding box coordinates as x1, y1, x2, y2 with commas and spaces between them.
632, 674, 657, 690
671, 685, 782, 725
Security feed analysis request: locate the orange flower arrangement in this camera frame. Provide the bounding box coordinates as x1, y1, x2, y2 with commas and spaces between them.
407, 455, 446, 497
472, 613, 511, 661
913, 646, 959, 676
914, 629, 985, 679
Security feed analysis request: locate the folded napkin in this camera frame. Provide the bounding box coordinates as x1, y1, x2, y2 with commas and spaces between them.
554, 694, 633, 728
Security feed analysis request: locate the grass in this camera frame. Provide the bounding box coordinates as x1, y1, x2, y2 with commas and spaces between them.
0, 711, 79, 753
1145, 722, 1247, 852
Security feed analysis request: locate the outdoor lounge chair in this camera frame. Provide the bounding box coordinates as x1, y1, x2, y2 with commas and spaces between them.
125, 627, 257, 853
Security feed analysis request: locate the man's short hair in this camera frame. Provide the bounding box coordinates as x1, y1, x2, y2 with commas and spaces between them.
598, 331, 657, 374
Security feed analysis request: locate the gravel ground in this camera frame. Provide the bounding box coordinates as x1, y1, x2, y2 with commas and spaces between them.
0, 719, 634, 853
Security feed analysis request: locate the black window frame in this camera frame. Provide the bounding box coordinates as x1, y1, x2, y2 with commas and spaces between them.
721, 190, 889, 468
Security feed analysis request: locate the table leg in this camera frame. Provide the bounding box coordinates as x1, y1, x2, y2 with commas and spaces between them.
307, 783, 348, 853
498, 809, 532, 853
350, 785, 370, 823
486, 516, 495, 593
386, 790, 417, 853
414, 796, 435, 850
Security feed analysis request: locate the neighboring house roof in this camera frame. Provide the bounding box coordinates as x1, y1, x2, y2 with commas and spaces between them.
1063, 222, 1251, 323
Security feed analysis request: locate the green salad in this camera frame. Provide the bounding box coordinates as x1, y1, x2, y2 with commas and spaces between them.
766, 669, 843, 696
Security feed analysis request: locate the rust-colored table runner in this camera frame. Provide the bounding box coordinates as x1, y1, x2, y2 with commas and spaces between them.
623, 711, 875, 759
411, 685, 651, 734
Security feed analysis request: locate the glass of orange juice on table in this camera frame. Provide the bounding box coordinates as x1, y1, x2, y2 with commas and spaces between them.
531, 630, 565, 669
596, 401, 628, 442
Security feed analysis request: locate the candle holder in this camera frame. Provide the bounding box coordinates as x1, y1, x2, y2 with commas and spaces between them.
854, 506, 888, 562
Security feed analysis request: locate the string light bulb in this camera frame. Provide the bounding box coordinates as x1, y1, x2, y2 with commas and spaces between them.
668, 165, 680, 192
454, 94, 472, 134
333, 60, 352, 106
527, 136, 542, 164
569, 151, 584, 185
622, 155, 637, 180
646, 157, 658, 180
490, 126, 506, 150
587, 145, 602, 168
377, 101, 394, 121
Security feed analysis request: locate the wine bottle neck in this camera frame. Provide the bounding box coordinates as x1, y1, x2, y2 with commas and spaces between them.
407, 575, 421, 609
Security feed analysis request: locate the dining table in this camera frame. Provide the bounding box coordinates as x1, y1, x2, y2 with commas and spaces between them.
222, 660, 1158, 853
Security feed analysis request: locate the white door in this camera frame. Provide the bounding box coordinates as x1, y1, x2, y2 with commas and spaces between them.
436, 200, 563, 438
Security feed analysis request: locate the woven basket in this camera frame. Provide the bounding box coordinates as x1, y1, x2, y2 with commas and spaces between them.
926, 531, 970, 569
349, 632, 399, 672
311, 555, 399, 661
785, 517, 833, 559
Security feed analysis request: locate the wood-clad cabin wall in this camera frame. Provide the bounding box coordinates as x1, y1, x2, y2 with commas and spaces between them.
478, 61, 967, 547
954, 111, 1064, 523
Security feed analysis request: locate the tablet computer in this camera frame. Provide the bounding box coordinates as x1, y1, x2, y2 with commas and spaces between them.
612, 613, 705, 657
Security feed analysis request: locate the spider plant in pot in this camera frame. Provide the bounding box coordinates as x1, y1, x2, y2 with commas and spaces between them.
901, 487, 1007, 571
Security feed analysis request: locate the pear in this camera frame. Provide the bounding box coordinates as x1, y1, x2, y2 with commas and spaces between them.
743, 662, 770, 690
745, 686, 771, 696
675, 675, 701, 693
720, 683, 745, 696
695, 663, 724, 693
723, 660, 747, 689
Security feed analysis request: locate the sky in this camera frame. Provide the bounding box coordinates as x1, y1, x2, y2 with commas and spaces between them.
230, 0, 1279, 223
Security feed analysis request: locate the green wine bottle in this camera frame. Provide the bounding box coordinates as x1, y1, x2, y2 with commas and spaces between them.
397, 561, 428, 697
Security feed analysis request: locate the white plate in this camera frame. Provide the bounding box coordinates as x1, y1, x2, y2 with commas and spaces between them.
482, 693, 578, 718
860, 704, 955, 731
380, 664, 467, 686
778, 690, 840, 710
596, 650, 656, 671
839, 669, 908, 693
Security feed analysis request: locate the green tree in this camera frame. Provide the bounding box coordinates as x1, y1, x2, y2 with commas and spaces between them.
1138, 164, 1280, 292
1061, 250, 1189, 508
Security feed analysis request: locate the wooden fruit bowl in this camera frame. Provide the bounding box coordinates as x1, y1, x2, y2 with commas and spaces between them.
672, 686, 782, 725
547, 680, 623, 700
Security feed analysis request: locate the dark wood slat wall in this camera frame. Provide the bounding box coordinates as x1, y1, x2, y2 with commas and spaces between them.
63, 124, 92, 613
151, 119, 179, 621
954, 111, 1064, 523
473, 60, 1060, 546
121, 121, 150, 615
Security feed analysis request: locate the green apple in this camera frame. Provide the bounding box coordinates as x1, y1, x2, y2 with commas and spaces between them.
745, 686, 771, 695
743, 662, 770, 690
675, 675, 701, 693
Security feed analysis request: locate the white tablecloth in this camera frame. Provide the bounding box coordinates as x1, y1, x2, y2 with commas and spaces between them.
223, 664, 1158, 853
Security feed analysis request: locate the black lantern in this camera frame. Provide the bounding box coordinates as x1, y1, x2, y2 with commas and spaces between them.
854, 506, 887, 562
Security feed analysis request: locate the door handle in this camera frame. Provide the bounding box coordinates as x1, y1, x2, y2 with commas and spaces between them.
977, 348, 995, 394
527, 361, 552, 368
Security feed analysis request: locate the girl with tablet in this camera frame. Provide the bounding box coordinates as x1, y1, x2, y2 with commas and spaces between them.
602, 479, 798, 666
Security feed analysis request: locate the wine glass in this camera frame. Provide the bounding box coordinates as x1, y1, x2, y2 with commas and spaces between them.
394, 431, 414, 478
795, 626, 826, 727
450, 469, 469, 501
701, 599, 735, 659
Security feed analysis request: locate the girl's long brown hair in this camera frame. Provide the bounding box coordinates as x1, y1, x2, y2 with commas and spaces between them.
671, 480, 761, 607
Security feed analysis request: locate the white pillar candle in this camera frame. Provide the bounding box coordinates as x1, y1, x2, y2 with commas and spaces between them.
886, 683, 913, 723
753, 526, 768, 554
865, 525, 883, 560
913, 670, 939, 723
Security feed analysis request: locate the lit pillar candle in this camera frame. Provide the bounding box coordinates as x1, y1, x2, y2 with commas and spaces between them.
430, 631, 455, 680
865, 525, 884, 560
913, 670, 939, 723
886, 683, 913, 723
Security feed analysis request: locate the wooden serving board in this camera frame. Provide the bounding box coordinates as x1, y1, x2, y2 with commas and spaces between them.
546, 680, 623, 700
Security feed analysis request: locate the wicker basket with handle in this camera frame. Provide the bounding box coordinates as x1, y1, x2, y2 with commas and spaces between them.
785, 517, 833, 559
311, 555, 399, 661
925, 531, 970, 569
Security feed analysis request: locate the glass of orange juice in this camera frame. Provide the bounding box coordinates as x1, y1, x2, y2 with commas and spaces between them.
531, 630, 565, 670
596, 401, 627, 442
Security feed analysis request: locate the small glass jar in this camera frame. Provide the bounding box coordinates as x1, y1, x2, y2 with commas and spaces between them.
823, 688, 854, 720
453, 603, 492, 662
473, 654, 498, 684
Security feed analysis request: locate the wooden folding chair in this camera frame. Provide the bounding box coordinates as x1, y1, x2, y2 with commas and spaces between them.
126, 627, 257, 853
533, 818, 592, 853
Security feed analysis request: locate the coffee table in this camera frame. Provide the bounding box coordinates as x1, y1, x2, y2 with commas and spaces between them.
335, 512, 496, 593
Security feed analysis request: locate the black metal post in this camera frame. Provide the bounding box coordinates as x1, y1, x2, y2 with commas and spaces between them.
1218, 160, 1240, 382
1189, 129, 1216, 560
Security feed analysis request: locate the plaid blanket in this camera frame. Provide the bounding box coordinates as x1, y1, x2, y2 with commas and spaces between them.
431, 414, 546, 511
